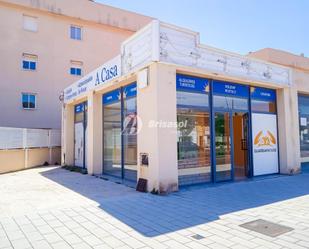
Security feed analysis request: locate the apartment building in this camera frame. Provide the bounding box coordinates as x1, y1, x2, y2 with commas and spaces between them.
0, 0, 151, 129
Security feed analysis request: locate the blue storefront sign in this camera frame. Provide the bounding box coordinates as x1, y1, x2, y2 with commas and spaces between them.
103, 83, 137, 105
103, 89, 121, 105
75, 103, 84, 113
123, 83, 137, 99
213, 80, 249, 98
251, 87, 276, 101
176, 74, 209, 93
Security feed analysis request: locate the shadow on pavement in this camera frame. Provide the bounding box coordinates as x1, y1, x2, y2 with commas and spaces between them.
41, 167, 309, 237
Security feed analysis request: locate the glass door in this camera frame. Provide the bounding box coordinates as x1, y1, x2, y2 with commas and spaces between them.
103, 94, 122, 178
212, 80, 250, 182
233, 112, 249, 180
214, 112, 232, 181
214, 111, 250, 182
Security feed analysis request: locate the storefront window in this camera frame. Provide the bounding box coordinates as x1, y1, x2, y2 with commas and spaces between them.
251, 87, 276, 113
103, 90, 122, 178
298, 95, 309, 158
212, 80, 249, 111
176, 74, 211, 186
103, 83, 137, 182
213, 95, 248, 110
123, 84, 137, 182
177, 91, 209, 108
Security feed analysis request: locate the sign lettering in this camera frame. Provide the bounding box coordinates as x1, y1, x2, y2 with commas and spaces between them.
64, 56, 121, 103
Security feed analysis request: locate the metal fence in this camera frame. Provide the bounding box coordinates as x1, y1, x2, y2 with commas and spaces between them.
0, 127, 61, 150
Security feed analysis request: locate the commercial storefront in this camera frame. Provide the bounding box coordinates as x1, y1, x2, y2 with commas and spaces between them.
176, 75, 279, 186
62, 21, 301, 193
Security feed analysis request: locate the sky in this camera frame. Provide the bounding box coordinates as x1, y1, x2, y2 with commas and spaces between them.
96, 0, 309, 56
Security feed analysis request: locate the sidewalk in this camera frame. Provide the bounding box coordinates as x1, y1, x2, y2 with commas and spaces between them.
0, 166, 308, 249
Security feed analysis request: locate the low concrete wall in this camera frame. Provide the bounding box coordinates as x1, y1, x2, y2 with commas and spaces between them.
27, 148, 50, 168
0, 149, 25, 173
0, 147, 61, 174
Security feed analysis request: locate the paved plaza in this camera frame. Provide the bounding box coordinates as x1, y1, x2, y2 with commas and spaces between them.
0, 166, 308, 249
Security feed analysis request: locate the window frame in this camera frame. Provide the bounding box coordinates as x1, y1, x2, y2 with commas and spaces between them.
70, 67, 82, 76
22, 54, 37, 71
70, 25, 82, 40
22, 93, 37, 110
250, 87, 277, 114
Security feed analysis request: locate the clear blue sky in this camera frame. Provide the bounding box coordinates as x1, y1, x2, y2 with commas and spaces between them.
97, 0, 308, 56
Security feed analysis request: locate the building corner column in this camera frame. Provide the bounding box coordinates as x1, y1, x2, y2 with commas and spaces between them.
277, 87, 301, 174
86, 91, 103, 175
62, 104, 74, 166
137, 63, 178, 193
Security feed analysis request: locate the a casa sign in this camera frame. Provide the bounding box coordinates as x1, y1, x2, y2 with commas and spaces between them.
64, 55, 121, 103
252, 113, 279, 176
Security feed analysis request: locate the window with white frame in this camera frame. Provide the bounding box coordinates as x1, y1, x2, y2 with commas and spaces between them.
22, 93, 36, 109
70, 25, 82, 40
22, 53, 37, 71
70, 60, 83, 76
23, 15, 38, 32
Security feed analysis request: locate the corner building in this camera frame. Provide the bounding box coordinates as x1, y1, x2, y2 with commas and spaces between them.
62, 21, 302, 193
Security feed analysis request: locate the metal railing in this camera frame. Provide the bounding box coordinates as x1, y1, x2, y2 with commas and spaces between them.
0, 127, 61, 150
